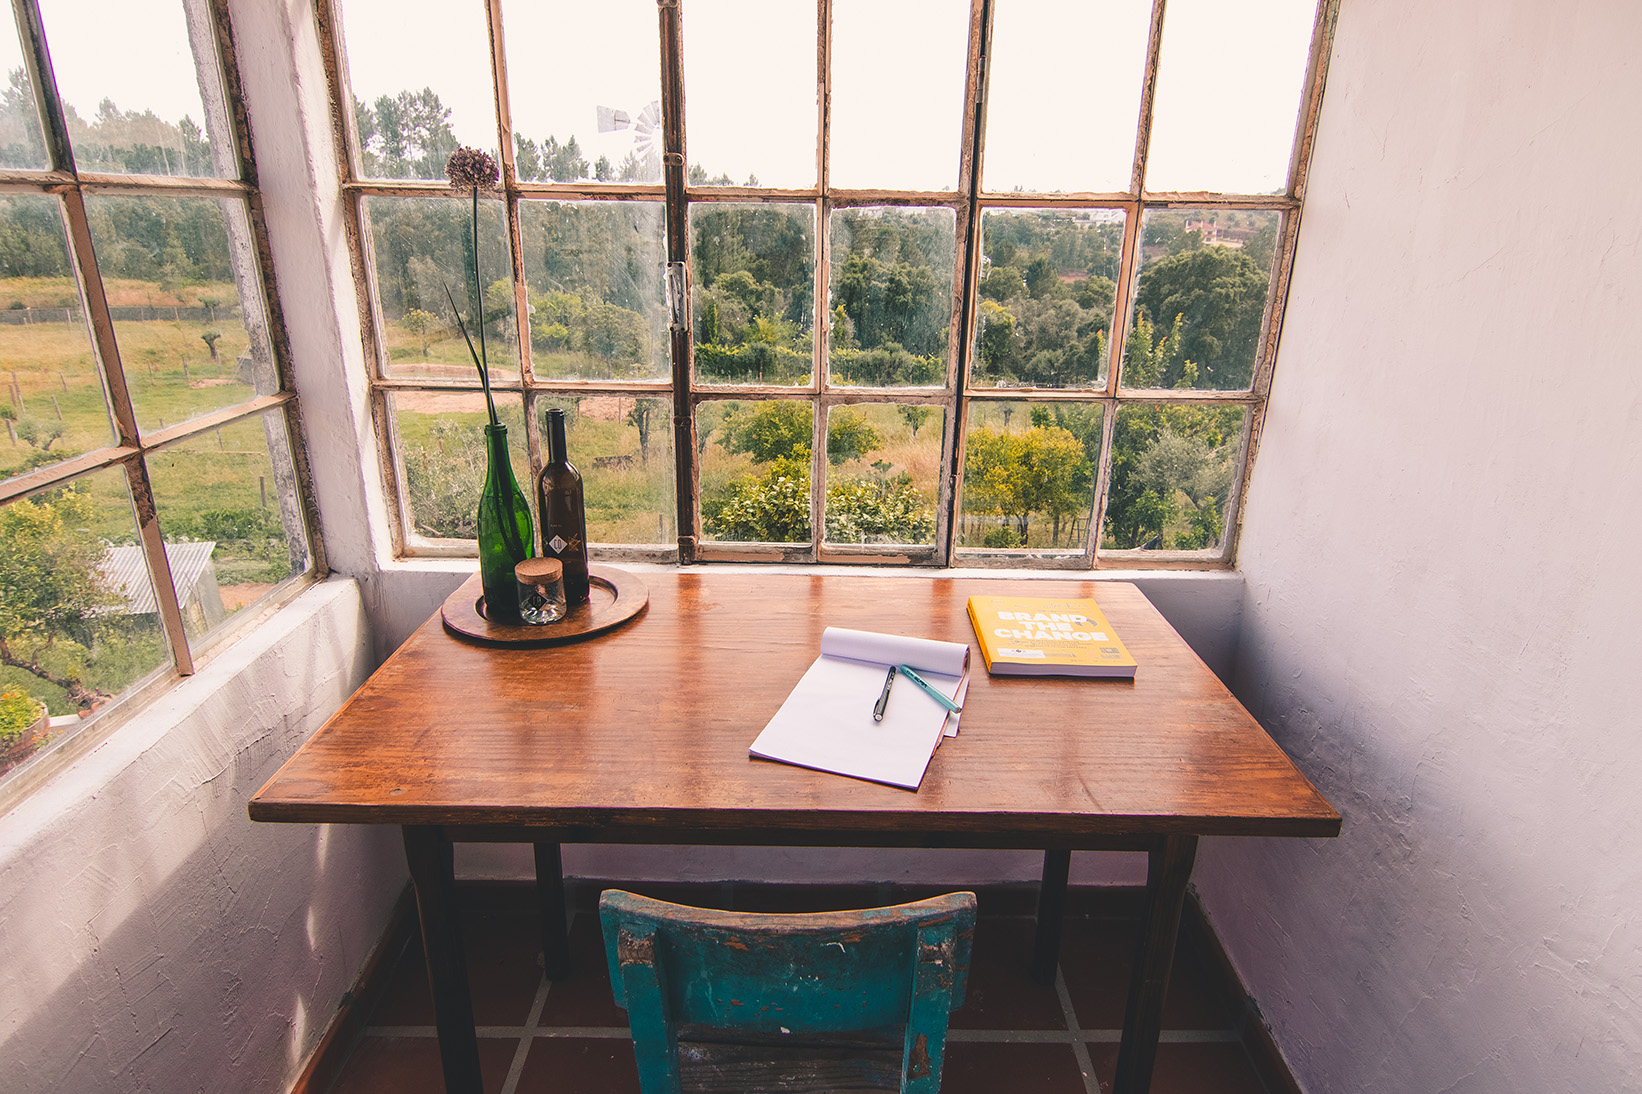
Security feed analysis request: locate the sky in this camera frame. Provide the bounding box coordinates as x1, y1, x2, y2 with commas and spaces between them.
17, 0, 1319, 196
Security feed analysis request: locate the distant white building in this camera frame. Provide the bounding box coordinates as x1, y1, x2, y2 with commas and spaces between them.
99, 542, 226, 633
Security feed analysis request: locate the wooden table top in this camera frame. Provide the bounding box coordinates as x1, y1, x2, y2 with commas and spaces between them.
249, 572, 1339, 843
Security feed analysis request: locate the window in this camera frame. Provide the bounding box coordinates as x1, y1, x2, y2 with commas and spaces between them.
0, 0, 316, 785
324, 0, 1332, 568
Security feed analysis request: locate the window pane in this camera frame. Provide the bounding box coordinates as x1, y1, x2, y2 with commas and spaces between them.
1102, 402, 1244, 552
519, 200, 667, 381
958, 400, 1101, 552
0, 196, 115, 483
829, 207, 955, 387
684, 0, 815, 189
0, 28, 48, 169
983, 0, 1149, 194
1122, 209, 1277, 391
339, 0, 496, 180
502, 0, 661, 184
1145, 0, 1316, 194
822, 402, 941, 547
84, 195, 274, 434
691, 204, 814, 386
971, 208, 1123, 389
365, 195, 518, 382
39, 0, 233, 178
830, 0, 969, 191
147, 412, 310, 643
699, 399, 812, 544
392, 390, 527, 544
534, 394, 675, 545
0, 468, 169, 782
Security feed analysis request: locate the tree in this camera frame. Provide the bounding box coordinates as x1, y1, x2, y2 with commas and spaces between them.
1134, 246, 1268, 389
825, 408, 882, 465
200, 329, 221, 361
402, 307, 438, 355
354, 88, 457, 179
626, 400, 655, 468
897, 404, 932, 438
963, 425, 1090, 545
0, 487, 117, 710
722, 401, 811, 464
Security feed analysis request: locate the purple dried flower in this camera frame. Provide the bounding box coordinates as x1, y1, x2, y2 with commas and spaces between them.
445, 146, 499, 192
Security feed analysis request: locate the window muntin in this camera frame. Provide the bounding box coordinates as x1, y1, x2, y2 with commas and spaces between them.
0, 1, 314, 787
328, 0, 1333, 571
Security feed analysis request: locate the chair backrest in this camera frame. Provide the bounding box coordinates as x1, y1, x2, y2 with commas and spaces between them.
600, 889, 977, 1093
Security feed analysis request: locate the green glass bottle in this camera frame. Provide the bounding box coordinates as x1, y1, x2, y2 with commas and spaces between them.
477, 422, 534, 623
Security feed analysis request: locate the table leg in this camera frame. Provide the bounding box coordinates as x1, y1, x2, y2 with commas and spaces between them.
1032, 848, 1072, 984
1112, 834, 1199, 1094
533, 841, 571, 980
402, 825, 483, 1094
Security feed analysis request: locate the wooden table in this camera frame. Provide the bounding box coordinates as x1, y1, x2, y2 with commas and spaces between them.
250, 572, 1339, 1093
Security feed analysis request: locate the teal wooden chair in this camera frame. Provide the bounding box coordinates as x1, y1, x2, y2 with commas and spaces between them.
600, 889, 977, 1093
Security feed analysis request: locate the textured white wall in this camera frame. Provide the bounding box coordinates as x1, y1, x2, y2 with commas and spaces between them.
0, 580, 404, 1093
1194, 1, 1642, 1090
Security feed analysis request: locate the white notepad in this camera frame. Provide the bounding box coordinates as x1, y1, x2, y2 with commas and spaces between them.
749, 627, 971, 790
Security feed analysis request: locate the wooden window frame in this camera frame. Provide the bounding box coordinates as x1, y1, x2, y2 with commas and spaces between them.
322, 0, 1338, 571
0, 0, 321, 703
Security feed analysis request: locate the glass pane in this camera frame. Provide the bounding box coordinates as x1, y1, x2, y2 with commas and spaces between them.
829, 208, 955, 387
0, 27, 48, 169
983, 0, 1150, 194
0, 468, 169, 783
148, 411, 310, 643
830, 0, 969, 191
365, 195, 518, 382
970, 208, 1124, 389
691, 203, 814, 386
392, 390, 527, 543
340, 0, 496, 180
534, 395, 675, 545
0, 196, 115, 483
958, 400, 1101, 552
822, 403, 941, 547
684, 0, 815, 189
1102, 402, 1245, 551
84, 195, 274, 434
39, 0, 232, 178
519, 200, 667, 381
502, 0, 661, 184
1146, 0, 1316, 194
1122, 209, 1277, 391
698, 399, 812, 544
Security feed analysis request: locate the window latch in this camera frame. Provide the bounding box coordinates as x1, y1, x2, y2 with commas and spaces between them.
666, 261, 687, 333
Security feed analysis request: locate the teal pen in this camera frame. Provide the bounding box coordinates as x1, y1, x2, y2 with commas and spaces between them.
896, 665, 963, 713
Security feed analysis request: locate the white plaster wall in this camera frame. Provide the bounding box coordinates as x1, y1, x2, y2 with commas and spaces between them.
1193, 1, 1642, 1090
0, 580, 405, 1093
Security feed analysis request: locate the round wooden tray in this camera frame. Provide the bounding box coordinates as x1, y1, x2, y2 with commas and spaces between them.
440, 563, 648, 647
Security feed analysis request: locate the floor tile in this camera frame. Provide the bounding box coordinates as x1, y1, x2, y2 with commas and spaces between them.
950, 917, 1069, 1031
941, 1041, 1090, 1093
1059, 916, 1242, 1031
516, 1037, 641, 1094
370, 905, 543, 1027
1086, 1042, 1269, 1094
327, 1034, 516, 1094
536, 914, 631, 1029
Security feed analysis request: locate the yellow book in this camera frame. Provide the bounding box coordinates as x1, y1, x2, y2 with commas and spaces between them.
966, 594, 1137, 678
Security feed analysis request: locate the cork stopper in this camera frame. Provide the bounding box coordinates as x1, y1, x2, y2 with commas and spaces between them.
514, 557, 563, 583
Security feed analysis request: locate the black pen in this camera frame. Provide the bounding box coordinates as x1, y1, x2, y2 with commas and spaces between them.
872, 665, 897, 722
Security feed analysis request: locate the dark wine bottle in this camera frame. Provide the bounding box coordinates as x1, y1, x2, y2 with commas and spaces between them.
537, 408, 590, 604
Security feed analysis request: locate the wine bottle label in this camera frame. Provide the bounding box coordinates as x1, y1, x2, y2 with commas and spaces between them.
549, 535, 567, 552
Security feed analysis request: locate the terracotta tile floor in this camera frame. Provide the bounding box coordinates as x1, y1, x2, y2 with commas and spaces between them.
326, 883, 1284, 1094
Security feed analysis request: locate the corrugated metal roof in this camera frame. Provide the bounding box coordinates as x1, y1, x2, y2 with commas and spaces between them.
99, 542, 218, 614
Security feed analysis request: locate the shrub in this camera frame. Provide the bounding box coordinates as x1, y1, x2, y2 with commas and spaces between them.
0, 688, 43, 748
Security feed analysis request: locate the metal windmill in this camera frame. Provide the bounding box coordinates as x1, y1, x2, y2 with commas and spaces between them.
595, 100, 662, 181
